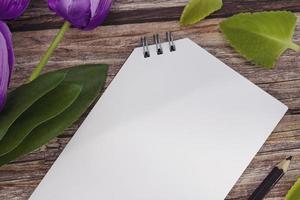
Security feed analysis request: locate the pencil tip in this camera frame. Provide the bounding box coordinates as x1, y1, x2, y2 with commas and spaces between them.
287, 156, 292, 161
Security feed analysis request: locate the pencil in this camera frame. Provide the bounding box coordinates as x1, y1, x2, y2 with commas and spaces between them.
248, 156, 292, 200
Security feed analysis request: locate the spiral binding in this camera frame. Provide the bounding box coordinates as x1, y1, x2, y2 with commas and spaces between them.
141, 32, 176, 58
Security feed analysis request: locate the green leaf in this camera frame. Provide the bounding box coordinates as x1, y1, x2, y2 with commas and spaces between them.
0, 64, 108, 166
0, 73, 66, 140
180, 0, 223, 25
219, 11, 300, 68
285, 178, 300, 200
0, 83, 82, 156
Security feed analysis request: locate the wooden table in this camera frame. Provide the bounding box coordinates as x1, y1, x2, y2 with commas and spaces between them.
1, 0, 300, 199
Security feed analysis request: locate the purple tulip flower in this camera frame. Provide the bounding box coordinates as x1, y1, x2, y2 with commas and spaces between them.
48, 0, 113, 30
0, 21, 14, 111
0, 0, 30, 20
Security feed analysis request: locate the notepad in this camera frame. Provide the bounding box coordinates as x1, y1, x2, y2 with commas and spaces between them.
29, 37, 288, 200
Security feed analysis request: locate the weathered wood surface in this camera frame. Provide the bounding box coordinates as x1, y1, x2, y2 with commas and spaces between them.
8, 0, 300, 31
1, 0, 300, 199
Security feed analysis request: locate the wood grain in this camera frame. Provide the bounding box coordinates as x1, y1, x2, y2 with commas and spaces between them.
1, 1, 300, 200
8, 0, 300, 31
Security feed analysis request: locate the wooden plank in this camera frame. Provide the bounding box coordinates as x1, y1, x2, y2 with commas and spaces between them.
1, 14, 300, 200
8, 0, 300, 31
9, 16, 300, 88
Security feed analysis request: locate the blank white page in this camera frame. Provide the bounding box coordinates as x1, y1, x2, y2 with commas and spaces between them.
29, 38, 288, 200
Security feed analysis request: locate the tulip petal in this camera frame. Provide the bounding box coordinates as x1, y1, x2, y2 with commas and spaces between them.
48, 0, 57, 10
50, 0, 91, 29
0, 35, 9, 111
48, 0, 112, 30
0, 0, 30, 20
0, 22, 14, 84
0, 22, 13, 111
85, 0, 112, 30
0, 21, 14, 110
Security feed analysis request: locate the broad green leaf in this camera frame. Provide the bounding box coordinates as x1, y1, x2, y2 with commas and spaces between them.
0, 64, 108, 166
220, 11, 300, 68
0, 72, 66, 140
285, 178, 300, 200
180, 0, 223, 25
0, 83, 82, 156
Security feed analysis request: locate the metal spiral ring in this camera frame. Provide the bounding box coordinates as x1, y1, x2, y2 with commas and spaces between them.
153, 34, 163, 55
166, 32, 176, 52
141, 36, 150, 58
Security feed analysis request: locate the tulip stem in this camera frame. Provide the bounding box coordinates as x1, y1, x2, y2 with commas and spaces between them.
28, 21, 71, 82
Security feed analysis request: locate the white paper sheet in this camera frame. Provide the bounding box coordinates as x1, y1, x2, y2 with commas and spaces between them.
29, 38, 288, 200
